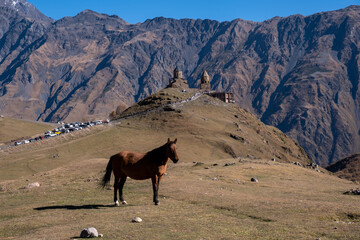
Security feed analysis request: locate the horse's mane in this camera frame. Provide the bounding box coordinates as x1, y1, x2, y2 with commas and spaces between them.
146, 142, 169, 162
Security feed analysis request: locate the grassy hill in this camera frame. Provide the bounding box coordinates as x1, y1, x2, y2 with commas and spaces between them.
0, 117, 54, 144
0, 88, 359, 239
326, 153, 360, 183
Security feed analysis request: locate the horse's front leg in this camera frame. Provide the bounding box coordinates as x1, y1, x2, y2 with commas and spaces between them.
114, 176, 120, 206
151, 175, 162, 205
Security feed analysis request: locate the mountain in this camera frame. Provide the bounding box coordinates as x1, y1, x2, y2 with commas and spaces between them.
0, 0, 51, 22
326, 153, 360, 182
0, 1, 359, 166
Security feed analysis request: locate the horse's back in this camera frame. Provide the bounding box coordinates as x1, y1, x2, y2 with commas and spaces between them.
111, 151, 153, 180
112, 151, 144, 164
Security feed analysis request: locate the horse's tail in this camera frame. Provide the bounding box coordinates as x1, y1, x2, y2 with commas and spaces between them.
100, 156, 113, 188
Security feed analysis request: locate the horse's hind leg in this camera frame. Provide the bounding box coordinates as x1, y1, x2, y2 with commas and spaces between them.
119, 174, 128, 205
114, 176, 120, 206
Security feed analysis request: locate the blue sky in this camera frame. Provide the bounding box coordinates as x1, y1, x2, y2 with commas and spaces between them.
27, 0, 359, 23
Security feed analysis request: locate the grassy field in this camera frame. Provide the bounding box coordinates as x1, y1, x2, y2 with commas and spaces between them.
0, 155, 359, 239
0, 90, 359, 239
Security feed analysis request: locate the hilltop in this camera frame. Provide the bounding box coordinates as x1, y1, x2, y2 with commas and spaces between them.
113, 88, 311, 166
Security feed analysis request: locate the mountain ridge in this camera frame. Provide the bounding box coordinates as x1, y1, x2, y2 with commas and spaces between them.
0, 1, 359, 166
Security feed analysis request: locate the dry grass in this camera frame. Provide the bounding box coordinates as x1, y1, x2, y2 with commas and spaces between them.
0, 117, 54, 144
0, 157, 359, 239
0, 89, 359, 239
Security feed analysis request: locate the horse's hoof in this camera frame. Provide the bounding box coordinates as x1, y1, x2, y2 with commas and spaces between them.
155, 202, 160, 206
115, 201, 120, 206
121, 200, 128, 205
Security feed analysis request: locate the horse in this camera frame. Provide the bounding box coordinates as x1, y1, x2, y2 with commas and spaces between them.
100, 138, 179, 206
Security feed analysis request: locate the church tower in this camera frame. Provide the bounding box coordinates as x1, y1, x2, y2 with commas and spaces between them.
167, 67, 189, 89
200, 70, 211, 91
173, 67, 183, 79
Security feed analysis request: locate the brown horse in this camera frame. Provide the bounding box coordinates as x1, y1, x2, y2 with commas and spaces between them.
101, 138, 179, 205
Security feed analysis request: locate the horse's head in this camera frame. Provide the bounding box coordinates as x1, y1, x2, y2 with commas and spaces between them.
166, 138, 179, 163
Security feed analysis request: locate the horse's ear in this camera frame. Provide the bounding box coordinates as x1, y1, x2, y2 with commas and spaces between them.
174, 138, 177, 144
168, 138, 170, 143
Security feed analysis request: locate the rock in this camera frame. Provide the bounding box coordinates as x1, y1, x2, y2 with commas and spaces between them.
25, 182, 40, 189
224, 162, 236, 166
247, 154, 255, 159
230, 133, 245, 142
132, 217, 142, 223
343, 189, 360, 195
163, 106, 176, 111
193, 162, 204, 166
251, 178, 258, 183
211, 177, 218, 181
80, 227, 99, 238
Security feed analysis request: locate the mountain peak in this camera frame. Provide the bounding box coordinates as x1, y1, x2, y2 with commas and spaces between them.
74, 9, 128, 25
0, 0, 52, 22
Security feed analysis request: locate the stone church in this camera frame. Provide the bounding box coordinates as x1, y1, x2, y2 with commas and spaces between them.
167, 67, 190, 89
167, 67, 234, 103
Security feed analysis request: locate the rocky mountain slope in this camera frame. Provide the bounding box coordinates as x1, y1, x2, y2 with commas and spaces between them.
326, 153, 360, 182
0, 1, 359, 166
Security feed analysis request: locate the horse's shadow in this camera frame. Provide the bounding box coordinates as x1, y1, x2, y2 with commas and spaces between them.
34, 204, 114, 211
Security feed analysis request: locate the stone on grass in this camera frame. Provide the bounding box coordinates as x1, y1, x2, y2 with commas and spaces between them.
25, 182, 40, 189
193, 162, 204, 166
224, 162, 236, 166
343, 189, 360, 195
132, 217, 143, 223
80, 227, 99, 238
251, 178, 258, 183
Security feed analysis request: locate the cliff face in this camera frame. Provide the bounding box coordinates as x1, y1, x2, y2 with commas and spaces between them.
0, 1, 359, 166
